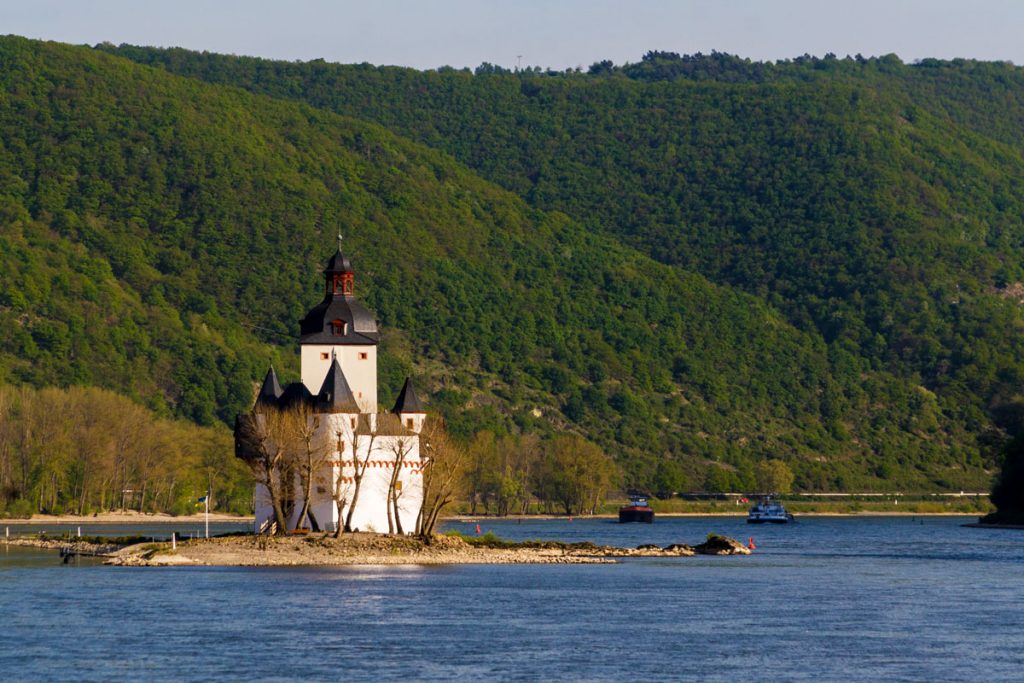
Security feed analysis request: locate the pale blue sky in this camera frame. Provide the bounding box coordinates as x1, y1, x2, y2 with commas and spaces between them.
3, 0, 1023, 69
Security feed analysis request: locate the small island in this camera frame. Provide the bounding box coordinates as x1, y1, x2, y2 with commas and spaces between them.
9, 532, 751, 566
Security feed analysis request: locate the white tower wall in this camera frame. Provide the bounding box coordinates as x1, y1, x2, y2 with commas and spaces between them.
300, 344, 378, 411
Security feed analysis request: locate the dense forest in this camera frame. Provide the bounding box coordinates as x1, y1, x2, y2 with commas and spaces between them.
103, 46, 1024, 481
3, 37, 1023, 511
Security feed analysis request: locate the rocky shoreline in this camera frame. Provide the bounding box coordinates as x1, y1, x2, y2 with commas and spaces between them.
6, 532, 751, 566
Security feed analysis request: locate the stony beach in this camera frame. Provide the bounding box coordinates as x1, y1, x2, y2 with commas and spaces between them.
6, 532, 751, 566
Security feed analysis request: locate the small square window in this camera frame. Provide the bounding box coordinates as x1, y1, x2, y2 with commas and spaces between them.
320, 352, 329, 360
406, 418, 414, 429
395, 480, 403, 491
357, 391, 363, 398
359, 352, 368, 360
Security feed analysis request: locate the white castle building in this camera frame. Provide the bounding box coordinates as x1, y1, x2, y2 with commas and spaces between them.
237, 243, 426, 534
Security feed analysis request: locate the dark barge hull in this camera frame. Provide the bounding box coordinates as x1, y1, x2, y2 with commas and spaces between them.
747, 515, 794, 524
619, 508, 655, 523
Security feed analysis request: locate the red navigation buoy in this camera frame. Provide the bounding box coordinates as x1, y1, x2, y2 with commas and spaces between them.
748, 536, 756, 550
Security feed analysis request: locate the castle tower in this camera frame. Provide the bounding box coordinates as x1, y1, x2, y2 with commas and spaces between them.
298, 240, 379, 412
240, 241, 427, 535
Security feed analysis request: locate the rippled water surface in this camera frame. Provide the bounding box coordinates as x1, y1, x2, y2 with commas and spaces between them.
2, 516, 1022, 681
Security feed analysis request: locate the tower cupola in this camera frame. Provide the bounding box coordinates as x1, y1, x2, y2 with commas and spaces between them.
324, 236, 355, 296
298, 237, 379, 345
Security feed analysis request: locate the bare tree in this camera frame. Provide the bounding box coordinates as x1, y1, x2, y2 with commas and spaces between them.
386, 433, 416, 534
235, 407, 300, 535
344, 415, 379, 533
291, 405, 333, 532
416, 419, 468, 540
330, 427, 353, 538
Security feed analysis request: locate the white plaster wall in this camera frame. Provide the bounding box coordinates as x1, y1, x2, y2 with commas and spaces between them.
300, 344, 378, 411
253, 416, 423, 535
333, 433, 422, 533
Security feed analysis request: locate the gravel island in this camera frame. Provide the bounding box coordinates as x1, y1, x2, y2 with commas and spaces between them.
93, 532, 752, 566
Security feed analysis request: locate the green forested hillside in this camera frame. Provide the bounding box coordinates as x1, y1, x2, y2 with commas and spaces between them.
102, 46, 1024, 480
0, 37, 1004, 495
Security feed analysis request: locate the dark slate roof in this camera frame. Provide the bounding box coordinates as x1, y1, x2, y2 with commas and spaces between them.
299, 294, 380, 345
278, 381, 314, 409
255, 366, 283, 407
316, 357, 361, 413
392, 377, 425, 414
323, 248, 353, 274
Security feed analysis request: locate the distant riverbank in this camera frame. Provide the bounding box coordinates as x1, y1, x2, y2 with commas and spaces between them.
0, 509, 985, 527
2, 511, 253, 525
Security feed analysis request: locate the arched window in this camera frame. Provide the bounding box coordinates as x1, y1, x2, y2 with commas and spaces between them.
328, 273, 354, 295
331, 319, 346, 336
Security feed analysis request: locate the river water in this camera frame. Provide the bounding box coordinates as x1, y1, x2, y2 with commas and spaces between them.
2, 516, 1022, 681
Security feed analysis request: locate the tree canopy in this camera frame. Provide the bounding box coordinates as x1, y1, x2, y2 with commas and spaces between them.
0, 37, 1016, 496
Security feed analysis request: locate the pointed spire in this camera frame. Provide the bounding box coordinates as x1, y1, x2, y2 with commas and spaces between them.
392, 377, 425, 414
323, 243, 353, 275
255, 366, 283, 407
317, 357, 360, 413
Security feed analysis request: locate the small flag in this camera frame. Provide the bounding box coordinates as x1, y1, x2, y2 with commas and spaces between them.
197, 495, 208, 503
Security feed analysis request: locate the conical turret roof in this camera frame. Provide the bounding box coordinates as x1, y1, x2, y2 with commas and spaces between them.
392, 377, 425, 414
317, 356, 361, 413
255, 366, 283, 407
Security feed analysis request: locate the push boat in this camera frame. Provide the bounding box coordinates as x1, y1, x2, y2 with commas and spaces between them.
619, 496, 655, 523
746, 497, 794, 524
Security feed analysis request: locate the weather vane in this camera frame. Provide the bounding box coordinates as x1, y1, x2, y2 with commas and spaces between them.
337, 233, 343, 251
